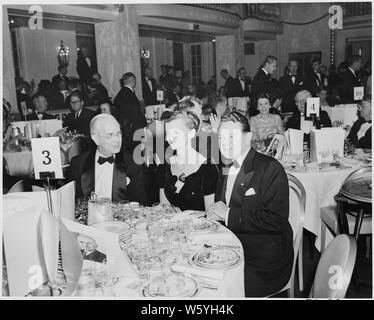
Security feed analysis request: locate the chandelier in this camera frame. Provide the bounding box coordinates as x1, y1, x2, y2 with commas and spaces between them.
57, 40, 70, 67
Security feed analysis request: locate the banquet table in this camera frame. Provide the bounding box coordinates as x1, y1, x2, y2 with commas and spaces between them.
286, 156, 370, 251
74, 205, 245, 298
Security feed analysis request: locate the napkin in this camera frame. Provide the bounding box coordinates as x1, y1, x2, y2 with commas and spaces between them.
171, 261, 224, 281
189, 231, 235, 243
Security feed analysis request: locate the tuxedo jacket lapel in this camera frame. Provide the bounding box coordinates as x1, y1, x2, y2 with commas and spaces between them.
228, 148, 256, 208
112, 155, 128, 202
81, 150, 95, 199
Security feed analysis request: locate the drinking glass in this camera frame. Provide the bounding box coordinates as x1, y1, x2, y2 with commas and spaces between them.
87, 198, 113, 225
319, 148, 330, 163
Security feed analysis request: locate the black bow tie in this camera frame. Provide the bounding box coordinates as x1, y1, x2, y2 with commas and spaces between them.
97, 155, 114, 165
224, 160, 240, 169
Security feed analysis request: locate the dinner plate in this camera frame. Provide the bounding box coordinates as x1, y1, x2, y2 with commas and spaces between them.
191, 219, 220, 233
91, 221, 132, 236
146, 250, 179, 270
134, 220, 148, 231
143, 274, 199, 297
189, 248, 240, 269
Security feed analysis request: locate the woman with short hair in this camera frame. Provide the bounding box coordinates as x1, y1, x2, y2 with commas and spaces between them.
159, 110, 219, 211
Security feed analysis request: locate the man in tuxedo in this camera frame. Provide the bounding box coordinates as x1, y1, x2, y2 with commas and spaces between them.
69, 114, 148, 204
92, 73, 110, 103
251, 56, 277, 115
77, 47, 97, 84
304, 58, 324, 96
25, 94, 56, 121
220, 69, 236, 98
114, 72, 147, 151
63, 91, 96, 135
206, 111, 293, 297
231, 67, 251, 98
279, 60, 304, 112
78, 235, 106, 263
51, 65, 68, 90
142, 67, 157, 106
338, 55, 363, 103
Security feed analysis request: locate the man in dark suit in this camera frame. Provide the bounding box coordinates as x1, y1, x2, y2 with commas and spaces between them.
279, 60, 304, 112
286, 90, 332, 141
114, 72, 147, 151
25, 94, 56, 121
51, 65, 68, 90
338, 55, 363, 103
220, 69, 236, 98
92, 73, 110, 103
346, 99, 371, 149
77, 47, 97, 84
78, 235, 106, 263
304, 58, 324, 97
142, 67, 157, 106
63, 91, 96, 135
206, 111, 293, 297
231, 67, 251, 98
69, 114, 148, 204
251, 55, 278, 115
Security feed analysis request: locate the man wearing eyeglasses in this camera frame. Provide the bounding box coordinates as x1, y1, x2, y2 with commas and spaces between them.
206, 111, 293, 297
63, 90, 96, 135
69, 114, 148, 204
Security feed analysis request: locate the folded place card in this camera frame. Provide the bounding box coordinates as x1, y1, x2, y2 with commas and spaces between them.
3, 181, 75, 220
284, 129, 304, 155
324, 105, 358, 127
309, 128, 345, 163
3, 205, 49, 296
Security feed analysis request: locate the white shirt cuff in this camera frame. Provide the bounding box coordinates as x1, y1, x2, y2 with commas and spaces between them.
224, 208, 230, 226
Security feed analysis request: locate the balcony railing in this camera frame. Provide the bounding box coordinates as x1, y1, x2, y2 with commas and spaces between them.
181, 3, 243, 17
183, 3, 281, 21
340, 2, 372, 17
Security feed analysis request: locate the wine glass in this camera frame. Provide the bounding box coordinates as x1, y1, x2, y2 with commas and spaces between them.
319, 148, 330, 164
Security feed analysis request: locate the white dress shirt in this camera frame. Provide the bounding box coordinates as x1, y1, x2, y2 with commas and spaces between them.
357, 122, 371, 140
224, 147, 252, 224
239, 78, 245, 91
349, 67, 356, 78
261, 68, 268, 76
146, 77, 153, 91
94, 150, 114, 199
125, 85, 135, 93
85, 57, 91, 68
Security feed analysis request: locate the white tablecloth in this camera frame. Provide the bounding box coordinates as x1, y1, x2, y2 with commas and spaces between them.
289, 163, 363, 251
111, 216, 245, 298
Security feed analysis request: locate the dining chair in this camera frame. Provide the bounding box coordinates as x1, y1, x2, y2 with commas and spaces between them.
270, 173, 305, 297
8, 179, 31, 193
310, 234, 357, 298
320, 166, 372, 252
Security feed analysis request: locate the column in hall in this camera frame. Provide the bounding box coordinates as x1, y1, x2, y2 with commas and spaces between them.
215, 35, 237, 89
95, 4, 143, 101
3, 6, 17, 112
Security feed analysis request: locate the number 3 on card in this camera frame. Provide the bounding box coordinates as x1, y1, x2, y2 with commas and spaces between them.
31, 137, 63, 179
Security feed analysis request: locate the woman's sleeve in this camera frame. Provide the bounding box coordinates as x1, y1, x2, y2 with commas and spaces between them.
203, 164, 219, 195
276, 114, 284, 133
249, 117, 259, 138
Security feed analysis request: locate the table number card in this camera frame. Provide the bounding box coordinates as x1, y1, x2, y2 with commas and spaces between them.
31, 137, 63, 179
306, 98, 320, 117
354, 86, 364, 101
156, 90, 164, 101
